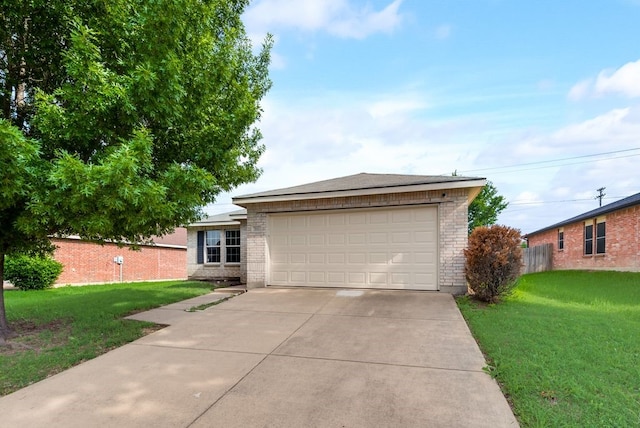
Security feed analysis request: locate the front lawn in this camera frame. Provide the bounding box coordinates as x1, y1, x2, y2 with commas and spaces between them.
0, 280, 215, 396
457, 270, 640, 427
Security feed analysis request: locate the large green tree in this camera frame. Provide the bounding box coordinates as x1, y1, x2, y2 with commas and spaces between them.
468, 181, 508, 234
0, 0, 272, 342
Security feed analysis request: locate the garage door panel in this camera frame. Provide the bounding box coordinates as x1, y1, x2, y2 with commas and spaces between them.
348, 253, 366, 264
369, 212, 389, 224
308, 235, 325, 245
391, 252, 411, 264
348, 272, 366, 284
328, 234, 345, 245
392, 232, 411, 244
369, 272, 388, 284
328, 253, 346, 264
348, 213, 367, 224
290, 271, 306, 282
268, 206, 438, 290
369, 252, 388, 264
308, 272, 325, 283
308, 254, 325, 264
414, 231, 435, 243
348, 233, 366, 244
369, 232, 388, 244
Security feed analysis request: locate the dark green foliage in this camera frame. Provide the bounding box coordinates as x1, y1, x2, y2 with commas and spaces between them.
464, 225, 522, 302
468, 181, 508, 234
5, 256, 63, 290
0, 0, 272, 339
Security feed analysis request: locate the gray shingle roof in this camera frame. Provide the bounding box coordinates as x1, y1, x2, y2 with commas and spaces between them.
527, 191, 640, 236
234, 173, 484, 199
190, 209, 247, 226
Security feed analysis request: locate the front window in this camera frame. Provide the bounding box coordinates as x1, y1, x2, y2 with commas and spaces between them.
596, 221, 606, 254
202, 229, 241, 264
205, 230, 221, 263
225, 230, 241, 263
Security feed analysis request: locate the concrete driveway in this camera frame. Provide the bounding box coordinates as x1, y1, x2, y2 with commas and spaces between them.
0, 288, 518, 427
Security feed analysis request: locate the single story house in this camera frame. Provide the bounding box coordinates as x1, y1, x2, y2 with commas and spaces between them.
526, 192, 640, 271
188, 173, 485, 294
53, 228, 188, 285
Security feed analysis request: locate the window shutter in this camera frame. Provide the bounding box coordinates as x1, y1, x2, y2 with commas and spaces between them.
197, 231, 204, 264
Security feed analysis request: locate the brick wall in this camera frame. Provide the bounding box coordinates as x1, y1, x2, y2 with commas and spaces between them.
527, 205, 640, 271
53, 238, 187, 285
243, 188, 470, 294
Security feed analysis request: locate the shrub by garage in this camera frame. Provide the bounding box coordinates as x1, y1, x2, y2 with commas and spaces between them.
464, 225, 522, 302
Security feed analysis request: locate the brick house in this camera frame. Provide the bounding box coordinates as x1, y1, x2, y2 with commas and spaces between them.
187, 173, 485, 294
526, 192, 640, 272
53, 228, 187, 285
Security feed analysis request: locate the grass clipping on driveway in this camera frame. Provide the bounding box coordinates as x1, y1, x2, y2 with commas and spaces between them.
457, 270, 640, 427
0, 280, 215, 396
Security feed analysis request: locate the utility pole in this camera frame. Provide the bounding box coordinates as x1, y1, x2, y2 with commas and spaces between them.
595, 187, 606, 207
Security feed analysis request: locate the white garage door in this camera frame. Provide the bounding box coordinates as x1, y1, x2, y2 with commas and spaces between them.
268, 206, 438, 290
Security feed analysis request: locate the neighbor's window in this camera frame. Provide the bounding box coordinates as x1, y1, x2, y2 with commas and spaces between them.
558, 230, 564, 251
596, 221, 606, 255
205, 230, 221, 263
584, 223, 594, 255
225, 230, 241, 263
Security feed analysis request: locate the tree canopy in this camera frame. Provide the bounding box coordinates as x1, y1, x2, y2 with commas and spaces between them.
0, 0, 272, 341
468, 181, 508, 234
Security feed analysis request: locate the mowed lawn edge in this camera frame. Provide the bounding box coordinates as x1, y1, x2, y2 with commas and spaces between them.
457, 270, 640, 427
0, 280, 216, 396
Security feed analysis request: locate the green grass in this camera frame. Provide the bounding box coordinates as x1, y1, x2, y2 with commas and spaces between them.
457, 270, 640, 427
0, 280, 215, 396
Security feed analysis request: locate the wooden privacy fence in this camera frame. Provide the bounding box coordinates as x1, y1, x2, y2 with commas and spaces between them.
522, 243, 553, 274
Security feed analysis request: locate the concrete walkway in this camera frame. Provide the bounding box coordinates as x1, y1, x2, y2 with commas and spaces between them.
0, 288, 518, 427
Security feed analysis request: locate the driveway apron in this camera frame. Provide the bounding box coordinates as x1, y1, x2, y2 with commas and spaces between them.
0, 288, 518, 427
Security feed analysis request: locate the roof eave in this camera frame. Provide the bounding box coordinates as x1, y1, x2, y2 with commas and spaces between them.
233, 179, 487, 206
189, 220, 242, 227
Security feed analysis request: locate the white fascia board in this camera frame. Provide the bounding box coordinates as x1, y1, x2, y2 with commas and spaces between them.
188, 220, 241, 227
233, 179, 488, 206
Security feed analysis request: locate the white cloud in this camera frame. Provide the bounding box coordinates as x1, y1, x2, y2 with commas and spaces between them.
568, 59, 640, 100
244, 0, 404, 39
367, 97, 428, 118
594, 59, 640, 98
567, 78, 592, 101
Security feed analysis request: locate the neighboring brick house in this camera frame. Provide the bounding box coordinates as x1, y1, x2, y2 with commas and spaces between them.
526, 192, 640, 272
187, 173, 486, 294
53, 228, 187, 285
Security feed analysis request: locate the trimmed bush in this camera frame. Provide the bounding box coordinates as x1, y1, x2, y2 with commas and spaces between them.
464, 225, 522, 302
5, 255, 63, 290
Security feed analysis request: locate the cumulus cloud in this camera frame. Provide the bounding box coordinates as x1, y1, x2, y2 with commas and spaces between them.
568, 59, 640, 99
244, 0, 404, 39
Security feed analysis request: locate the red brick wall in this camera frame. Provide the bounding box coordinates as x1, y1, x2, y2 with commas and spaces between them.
53, 238, 187, 285
527, 206, 640, 271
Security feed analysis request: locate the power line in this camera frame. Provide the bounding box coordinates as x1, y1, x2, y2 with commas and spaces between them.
457, 147, 640, 175
509, 195, 626, 206
468, 153, 640, 176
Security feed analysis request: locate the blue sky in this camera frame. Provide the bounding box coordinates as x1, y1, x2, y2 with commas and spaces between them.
208, 0, 640, 234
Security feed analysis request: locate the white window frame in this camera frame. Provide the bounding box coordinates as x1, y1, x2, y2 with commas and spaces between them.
204, 229, 241, 265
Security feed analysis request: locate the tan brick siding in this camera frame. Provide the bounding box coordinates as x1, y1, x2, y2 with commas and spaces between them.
53, 238, 186, 285
527, 205, 640, 271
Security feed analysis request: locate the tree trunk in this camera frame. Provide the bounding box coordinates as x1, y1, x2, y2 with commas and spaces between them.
0, 253, 13, 344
